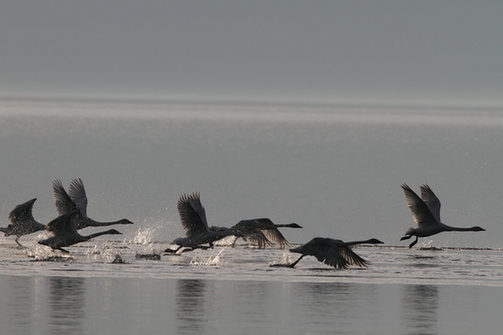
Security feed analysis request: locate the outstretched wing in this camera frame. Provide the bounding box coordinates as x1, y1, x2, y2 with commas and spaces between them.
261, 227, 290, 248
420, 184, 441, 223
177, 192, 209, 236
53, 180, 78, 215
339, 247, 368, 267
313, 240, 349, 269
68, 178, 88, 217
401, 184, 438, 227
8, 198, 37, 225
244, 231, 274, 248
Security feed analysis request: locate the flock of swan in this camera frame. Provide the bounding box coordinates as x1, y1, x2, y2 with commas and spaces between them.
0, 179, 486, 269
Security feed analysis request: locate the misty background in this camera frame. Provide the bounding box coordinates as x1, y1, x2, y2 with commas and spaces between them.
1, 1, 502, 106
0, 2, 502, 248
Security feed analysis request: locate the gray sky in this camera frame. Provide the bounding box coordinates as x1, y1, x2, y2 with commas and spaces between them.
1, 1, 502, 106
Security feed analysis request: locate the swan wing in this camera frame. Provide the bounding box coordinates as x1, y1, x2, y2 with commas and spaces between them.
177, 192, 210, 236
244, 231, 274, 248
53, 180, 78, 216
317, 245, 348, 269
68, 178, 88, 217
261, 227, 290, 248
401, 184, 438, 227
297, 238, 348, 269
339, 246, 368, 267
8, 198, 37, 225
420, 184, 441, 223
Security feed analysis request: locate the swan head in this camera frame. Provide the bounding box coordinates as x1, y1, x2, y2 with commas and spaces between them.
119, 219, 134, 225
106, 229, 122, 235
367, 238, 384, 244
472, 226, 485, 232
287, 223, 303, 228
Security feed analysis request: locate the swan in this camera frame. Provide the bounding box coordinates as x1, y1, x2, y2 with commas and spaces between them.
400, 183, 485, 248
211, 220, 302, 248
53, 178, 133, 229
0, 198, 46, 246
286, 237, 384, 269
38, 211, 122, 253
164, 192, 238, 254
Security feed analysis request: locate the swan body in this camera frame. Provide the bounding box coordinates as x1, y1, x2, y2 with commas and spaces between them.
400, 184, 485, 248
53, 178, 133, 229
288, 237, 384, 269
212, 220, 302, 249
165, 192, 237, 254
0, 198, 46, 246
38, 211, 122, 253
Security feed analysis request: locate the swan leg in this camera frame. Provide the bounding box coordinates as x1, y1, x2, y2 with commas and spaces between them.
409, 237, 418, 248
289, 255, 305, 268
230, 236, 239, 247
14, 237, 24, 247
56, 247, 70, 254
164, 246, 183, 253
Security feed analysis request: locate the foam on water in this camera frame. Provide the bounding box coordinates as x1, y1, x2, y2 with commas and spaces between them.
2, 239, 502, 286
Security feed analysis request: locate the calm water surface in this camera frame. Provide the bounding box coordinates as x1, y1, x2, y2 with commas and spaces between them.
0, 239, 502, 335
1, 101, 503, 334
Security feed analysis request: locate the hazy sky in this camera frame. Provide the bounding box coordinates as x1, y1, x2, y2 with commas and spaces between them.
1, 1, 502, 105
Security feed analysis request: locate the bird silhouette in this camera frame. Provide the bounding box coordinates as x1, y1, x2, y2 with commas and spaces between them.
0, 198, 46, 246
400, 184, 485, 248
38, 211, 122, 253
164, 192, 238, 254
211, 220, 302, 248
53, 178, 133, 229
287, 237, 384, 269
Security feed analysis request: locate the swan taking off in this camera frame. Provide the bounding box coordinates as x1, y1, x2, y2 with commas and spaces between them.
285, 237, 383, 269
211, 219, 302, 249
38, 211, 122, 253
400, 183, 485, 248
166, 192, 298, 253
53, 178, 133, 229
0, 198, 46, 246
164, 192, 237, 254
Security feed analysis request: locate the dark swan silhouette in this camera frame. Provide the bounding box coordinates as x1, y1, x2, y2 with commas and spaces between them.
165, 192, 239, 254
53, 178, 133, 229
400, 184, 485, 248
286, 237, 384, 269
38, 211, 122, 253
211, 219, 302, 249
0, 198, 46, 246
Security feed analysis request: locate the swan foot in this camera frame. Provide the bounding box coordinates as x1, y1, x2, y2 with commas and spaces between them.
408, 237, 418, 249
269, 263, 296, 268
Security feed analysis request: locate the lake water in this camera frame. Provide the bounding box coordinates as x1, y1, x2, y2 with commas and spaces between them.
0, 100, 502, 334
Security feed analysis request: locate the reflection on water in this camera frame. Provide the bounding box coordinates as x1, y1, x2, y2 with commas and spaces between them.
5, 276, 39, 330
176, 279, 207, 335
48, 277, 86, 335
293, 282, 379, 333
401, 285, 439, 335
0, 274, 502, 334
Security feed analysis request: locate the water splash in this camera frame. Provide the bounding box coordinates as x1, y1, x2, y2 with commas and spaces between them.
27, 244, 73, 261
269, 252, 292, 267
189, 246, 229, 266
135, 243, 162, 260
85, 242, 125, 263
129, 226, 159, 245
